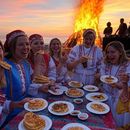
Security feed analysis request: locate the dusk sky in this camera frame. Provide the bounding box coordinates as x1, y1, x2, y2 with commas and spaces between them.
0, 0, 130, 44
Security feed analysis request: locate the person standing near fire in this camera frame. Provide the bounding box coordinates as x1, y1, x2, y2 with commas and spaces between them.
115, 18, 127, 37
103, 22, 113, 37
67, 28, 103, 85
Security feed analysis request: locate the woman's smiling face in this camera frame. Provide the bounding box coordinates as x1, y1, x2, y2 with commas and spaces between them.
14, 36, 30, 60
106, 46, 121, 64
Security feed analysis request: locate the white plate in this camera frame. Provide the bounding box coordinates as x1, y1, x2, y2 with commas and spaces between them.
65, 88, 84, 98
68, 81, 83, 88
61, 123, 90, 130
18, 115, 52, 130
85, 92, 108, 102
83, 85, 99, 92
100, 75, 118, 84
86, 101, 110, 114
58, 86, 68, 92
24, 98, 48, 112
48, 89, 64, 95
48, 101, 74, 116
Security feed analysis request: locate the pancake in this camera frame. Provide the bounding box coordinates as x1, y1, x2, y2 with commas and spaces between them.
52, 103, 69, 113
23, 112, 45, 130
0, 61, 11, 70
28, 99, 45, 110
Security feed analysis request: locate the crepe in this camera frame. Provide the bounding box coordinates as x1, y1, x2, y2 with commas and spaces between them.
91, 103, 106, 112
33, 75, 50, 84
70, 81, 81, 87
67, 88, 83, 97
52, 103, 69, 113
68, 127, 84, 130
105, 76, 114, 83
28, 99, 45, 110
0, 60, 11, 70
23, 112, 45, 130
91, 94, 105, 100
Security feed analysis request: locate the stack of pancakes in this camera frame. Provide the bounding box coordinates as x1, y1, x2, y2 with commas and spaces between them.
23, 112, 45, 130
33, 75, 50, 84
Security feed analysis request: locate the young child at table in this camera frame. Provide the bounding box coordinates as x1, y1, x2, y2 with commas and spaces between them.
67, 28, 103, 85
98, 41, 130, 129
49, 38, 71, 85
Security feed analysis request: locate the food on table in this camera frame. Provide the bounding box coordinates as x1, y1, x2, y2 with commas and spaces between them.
23, 112, 45, 130
87, 87, 95, 90
33, 75, 50, 84
0, 60, 11, 70
28, 99, 45, 110
91, 94, 105, 100
70, 110, 81, 116
91, 103, 106, 112
78, 113, 88, 120
52, 103, 69, 113
70, 81, 82, 87
67, 88, 83, 97
73, 98, 83, 104
67, 127, 84, 130
105, 76, 114, 83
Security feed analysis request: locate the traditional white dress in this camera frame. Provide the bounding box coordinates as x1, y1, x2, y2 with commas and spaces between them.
100, 62, 130, 127
56, 64, 71, 83
67, 44, 103, 84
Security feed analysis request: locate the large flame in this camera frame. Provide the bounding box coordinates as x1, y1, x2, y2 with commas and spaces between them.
64, 0, 105, 48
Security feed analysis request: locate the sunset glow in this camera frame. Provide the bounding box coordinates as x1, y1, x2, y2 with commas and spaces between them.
0, 0, 130, 45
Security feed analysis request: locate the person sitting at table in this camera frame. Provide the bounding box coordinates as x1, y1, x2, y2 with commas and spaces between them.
28, 34, 57, 93
67, 28, 103, 85
103, 22, 113, 37
0, 30, 32, 128
49, 38, 71, 84
98, 41, 130, 128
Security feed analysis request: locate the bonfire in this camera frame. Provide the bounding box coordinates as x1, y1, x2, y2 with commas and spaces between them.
63, 0, 105, 48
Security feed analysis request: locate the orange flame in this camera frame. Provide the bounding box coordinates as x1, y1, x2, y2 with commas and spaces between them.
74, 0, 105, 47
64, 0, 105, 48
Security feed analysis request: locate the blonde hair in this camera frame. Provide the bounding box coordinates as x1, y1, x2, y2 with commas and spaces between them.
49, 38, 62, 58
104, 41, 129, 64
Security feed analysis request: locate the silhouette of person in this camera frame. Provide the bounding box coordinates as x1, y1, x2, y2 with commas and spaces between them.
103, 22, 113, 37
127, 22, 130, 36
115, 18, 127, 37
